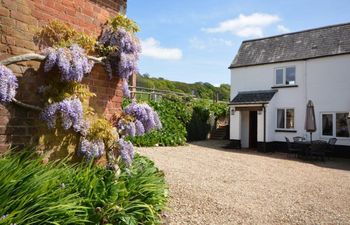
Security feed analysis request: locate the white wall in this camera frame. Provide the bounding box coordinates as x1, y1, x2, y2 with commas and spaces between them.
230, 109, 241, 140
230, 54, 350, 146
231, 61, 307, 142
306, 54, 350, 145
240, 111, 249, 148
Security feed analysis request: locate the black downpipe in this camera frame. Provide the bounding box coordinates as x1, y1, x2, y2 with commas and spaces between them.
263, 104, 266, 152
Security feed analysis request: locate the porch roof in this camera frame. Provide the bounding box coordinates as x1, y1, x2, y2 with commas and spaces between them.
229, 90, 277, 105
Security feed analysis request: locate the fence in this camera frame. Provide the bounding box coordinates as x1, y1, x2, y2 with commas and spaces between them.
129, 85, 227, 103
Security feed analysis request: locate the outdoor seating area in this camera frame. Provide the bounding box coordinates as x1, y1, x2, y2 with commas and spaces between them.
285, 136, 337, 161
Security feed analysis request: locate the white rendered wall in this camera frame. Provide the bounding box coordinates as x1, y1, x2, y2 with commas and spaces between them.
230, 109, 241, 140
231, 61, 307, 142
230, 54, 350, 145
240, 111, 249, 148
306, 54, 350, 145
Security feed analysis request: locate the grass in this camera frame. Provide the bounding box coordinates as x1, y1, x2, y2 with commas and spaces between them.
0, 150, 168, 225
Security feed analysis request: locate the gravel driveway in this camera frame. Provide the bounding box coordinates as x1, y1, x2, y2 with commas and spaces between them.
137, 140, 350, 225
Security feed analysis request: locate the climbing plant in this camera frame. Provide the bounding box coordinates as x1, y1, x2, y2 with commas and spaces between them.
0, 15, 160, 169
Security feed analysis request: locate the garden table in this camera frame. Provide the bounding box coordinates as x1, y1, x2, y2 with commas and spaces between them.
294, 140, 327, 160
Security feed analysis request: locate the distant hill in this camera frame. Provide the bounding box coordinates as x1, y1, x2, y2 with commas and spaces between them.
136, 73, 230, 101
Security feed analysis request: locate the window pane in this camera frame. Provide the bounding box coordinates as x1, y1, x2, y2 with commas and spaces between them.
322, 114, 333, 136
336, 113, 349, 137
277, 109, 285, 128
286, 109, 295, 129
286, 67, 296, 85
276, 69, 284, 85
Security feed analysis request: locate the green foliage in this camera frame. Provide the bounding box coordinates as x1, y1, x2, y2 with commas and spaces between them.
34, 20, 96, 54
108, 14, 140, 33
137, 73, 231, 101
87, 118, 118, 148
127, 97, 229, 146
0, 152, 89, 225
128, 98, 191, 147
186, 105, 211, 141
103, 155, 168, 224
0, 151, 167, 225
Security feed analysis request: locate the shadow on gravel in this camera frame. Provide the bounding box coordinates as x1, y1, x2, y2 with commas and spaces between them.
189, 140, 350, 172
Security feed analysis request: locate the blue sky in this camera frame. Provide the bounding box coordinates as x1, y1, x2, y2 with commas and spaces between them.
127, 0, 350, 85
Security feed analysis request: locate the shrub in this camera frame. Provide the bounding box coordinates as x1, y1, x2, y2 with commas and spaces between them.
128, 97, 191, 146
186, 105, 211, 141
0, 151, 167, 225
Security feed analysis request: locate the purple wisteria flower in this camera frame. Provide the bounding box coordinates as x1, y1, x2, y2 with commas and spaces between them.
77, 138, 105, 160
134, 119, 145, 136
0, 65, 18, 103
118, 138, 134, 166
98, 27, 141, 98
41, 98, 89, 135
117, 119, 136, 137
43, 44, 94, 82
123, 102, 162, 133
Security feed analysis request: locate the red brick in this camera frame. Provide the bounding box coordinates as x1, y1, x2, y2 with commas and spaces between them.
0, 17, 16, 27
16, 20, 29, 32
2, 0, 17, 11
11, 11, 37, 25
0, 7, 10, 17
17, 5, 31, 15
1, 35, 16, 45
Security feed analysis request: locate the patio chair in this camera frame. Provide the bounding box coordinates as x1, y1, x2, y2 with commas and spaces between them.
293, 136, 305, 142
326, 138, 337, 159
285, 137, 302, 158
309, 141, 327, 162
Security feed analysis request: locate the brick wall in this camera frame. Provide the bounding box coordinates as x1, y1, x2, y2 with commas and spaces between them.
0, 0, 127, 152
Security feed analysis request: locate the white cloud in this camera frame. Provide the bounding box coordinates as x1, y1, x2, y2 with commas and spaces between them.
277, 25, 290, 33
141, 38, 182, 60
189, 37, 234, 50
202, 13, 280, 38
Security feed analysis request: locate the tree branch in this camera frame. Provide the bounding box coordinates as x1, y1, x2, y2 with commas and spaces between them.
12, 98, 42, 111
0, 53, 105, 66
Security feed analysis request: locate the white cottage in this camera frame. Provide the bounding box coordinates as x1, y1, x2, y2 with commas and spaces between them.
229, 23, 350, 154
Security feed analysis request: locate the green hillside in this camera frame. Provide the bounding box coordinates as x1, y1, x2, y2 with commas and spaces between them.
136, 73, 230, 101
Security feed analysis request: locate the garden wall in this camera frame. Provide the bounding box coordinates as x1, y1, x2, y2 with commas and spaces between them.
0, 0, 127, 152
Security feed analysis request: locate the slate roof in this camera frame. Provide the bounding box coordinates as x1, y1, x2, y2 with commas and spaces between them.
230, 90, 277, 105
229, 23, 350, 68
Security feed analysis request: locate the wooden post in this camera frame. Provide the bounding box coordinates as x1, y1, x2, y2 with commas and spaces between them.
131, 73, 137, 99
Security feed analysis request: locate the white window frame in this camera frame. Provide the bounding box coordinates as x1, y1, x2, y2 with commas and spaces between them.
277, 108, 295, 130
320, 112, 350, 139
274, 66, 296, 86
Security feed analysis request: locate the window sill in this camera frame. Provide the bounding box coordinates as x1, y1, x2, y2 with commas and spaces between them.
275, 129, 297, 133
271, 85, 298, 89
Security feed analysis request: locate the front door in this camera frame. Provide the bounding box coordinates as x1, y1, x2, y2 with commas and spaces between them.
249, 111, 258, 148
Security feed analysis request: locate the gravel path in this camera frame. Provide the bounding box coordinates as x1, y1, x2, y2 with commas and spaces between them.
137, 140, 350, 225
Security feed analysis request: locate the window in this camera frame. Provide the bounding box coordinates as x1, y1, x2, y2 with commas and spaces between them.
322, 114, 333, 136
336, 113, 349, 137
274, 66, 296, 86
321, 112, 350, 138
277, 108, 295, 129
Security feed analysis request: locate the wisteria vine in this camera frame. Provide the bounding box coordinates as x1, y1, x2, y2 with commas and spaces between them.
0, 16, 162, 167
41, 98, 89, 135
0, 65, 18, 103
98, 26, 141, 98
43, 44, 94, 82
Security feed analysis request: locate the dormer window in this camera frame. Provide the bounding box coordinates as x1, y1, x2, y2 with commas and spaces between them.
275, 66, 296, 86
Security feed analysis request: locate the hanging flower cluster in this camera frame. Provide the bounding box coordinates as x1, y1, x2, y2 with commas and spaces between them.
98, 25, 141, 98
0, 65, 18, 103
118, 138, 134, 166
41, 98, 89, 135
123, 102, 162, 132
77, 138, 105, 160
43, 44, 94, 82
